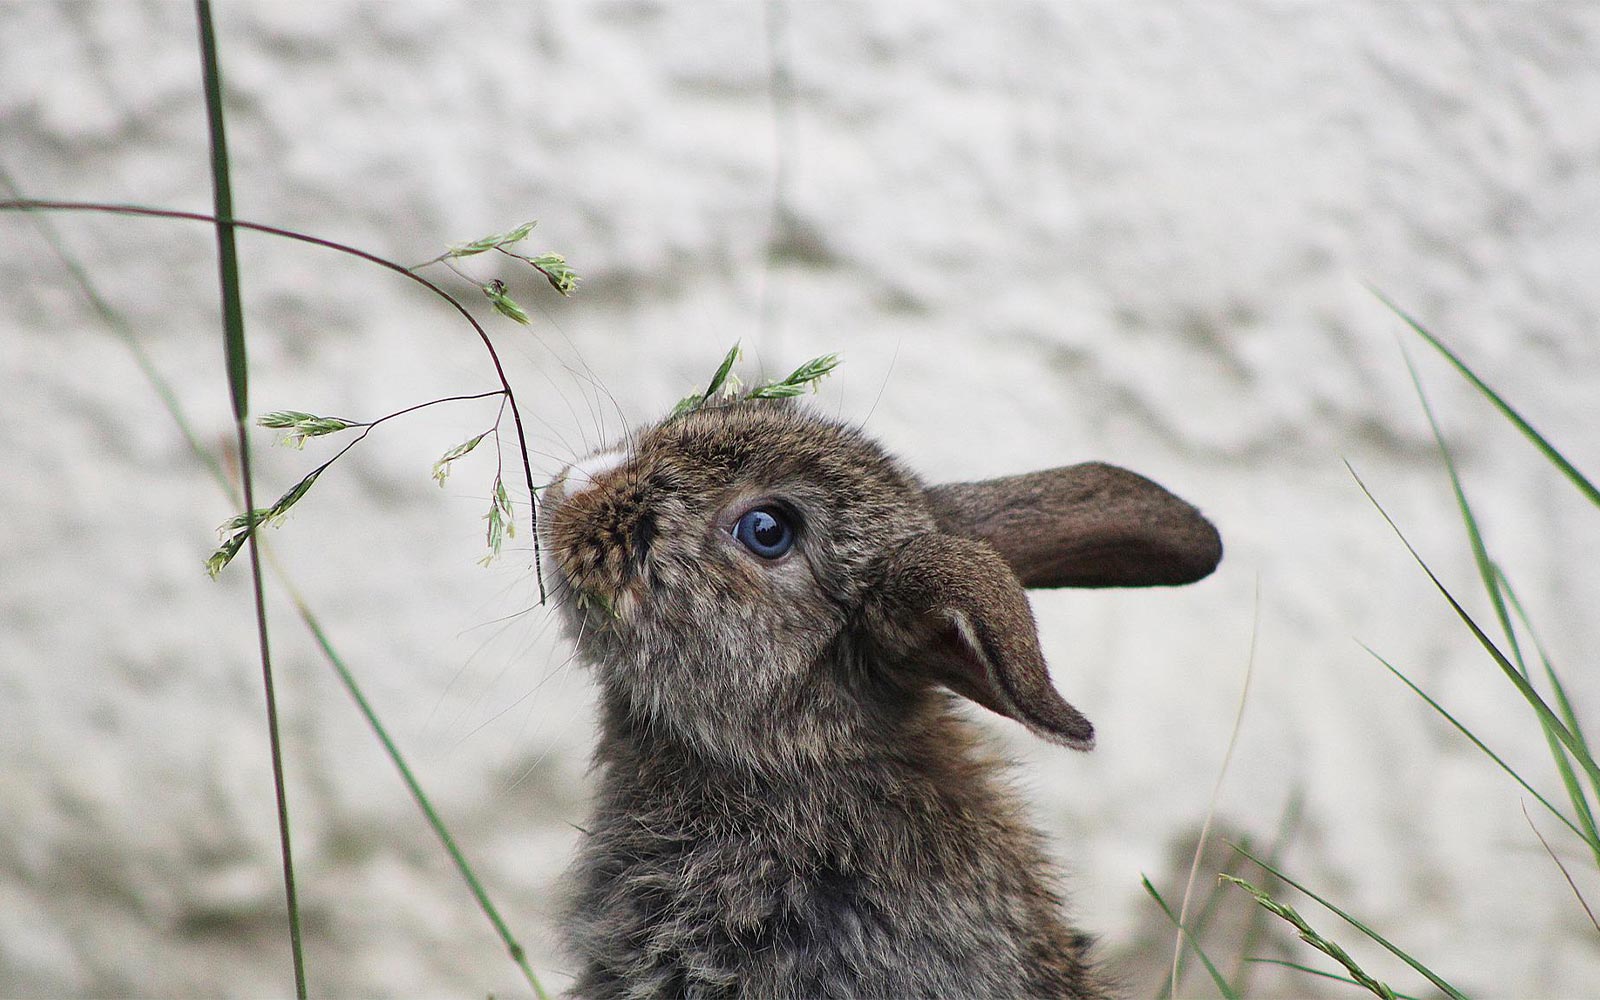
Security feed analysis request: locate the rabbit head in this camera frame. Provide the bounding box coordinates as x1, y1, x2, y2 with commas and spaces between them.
538, 390, 1221, 772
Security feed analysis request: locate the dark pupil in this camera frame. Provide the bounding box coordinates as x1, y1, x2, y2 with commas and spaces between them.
750, 511, 782, 546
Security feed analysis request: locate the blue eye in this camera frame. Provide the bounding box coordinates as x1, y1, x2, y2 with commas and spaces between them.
733, 506, 794, 559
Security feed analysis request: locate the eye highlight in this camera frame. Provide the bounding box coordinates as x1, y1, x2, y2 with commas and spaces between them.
732, 506, 794, 559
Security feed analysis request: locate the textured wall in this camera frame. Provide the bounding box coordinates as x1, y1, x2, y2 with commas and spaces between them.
4, 2, 1599, 996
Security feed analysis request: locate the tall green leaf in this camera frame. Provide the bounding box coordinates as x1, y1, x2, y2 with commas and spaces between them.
1142, 876, 1240, 1000
1401, 350, 1600, 865
1349, 466, 1600, 800
1372, 286, 1600, 509
195, 3, 305, 994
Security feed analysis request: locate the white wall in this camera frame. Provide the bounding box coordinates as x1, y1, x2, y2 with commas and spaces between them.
4, 2, 1599, 996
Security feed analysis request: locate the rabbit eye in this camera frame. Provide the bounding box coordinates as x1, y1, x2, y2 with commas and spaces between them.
732, 506, 794, 559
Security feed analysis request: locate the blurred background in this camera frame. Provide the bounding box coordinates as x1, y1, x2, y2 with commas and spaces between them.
3, 2, 1598, 996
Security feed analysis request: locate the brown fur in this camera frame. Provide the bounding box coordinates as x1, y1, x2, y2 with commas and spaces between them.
927, 465, 1222, 589
540, 399, 1219, 998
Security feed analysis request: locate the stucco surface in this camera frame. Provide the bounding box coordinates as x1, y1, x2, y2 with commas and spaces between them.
3, 2, 1599, 996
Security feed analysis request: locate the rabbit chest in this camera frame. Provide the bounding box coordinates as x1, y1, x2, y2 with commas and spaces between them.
562, 707, 1106, 1000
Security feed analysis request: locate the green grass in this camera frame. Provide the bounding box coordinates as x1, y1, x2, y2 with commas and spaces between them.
0, 212, 558, 998
2, 6, 564, 992
193, 4, 305, 994
1227, 845, 1468, 1000
1154, 292, 1596, 998
10, 14, 1595, 992
1143, 875, 1240, 1000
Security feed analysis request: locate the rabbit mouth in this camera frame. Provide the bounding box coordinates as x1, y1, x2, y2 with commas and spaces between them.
539, 457, 651, 635
541, 541, 636, 641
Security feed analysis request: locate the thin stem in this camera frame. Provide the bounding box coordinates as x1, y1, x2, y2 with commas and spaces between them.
289, 595, 551, 999
493, 392, 511, 511
0, 176, 229, 488
360, 389, 509, 432
0, 197, 548, 602
3, 173, 550, 997
194, 3, 306, 995
1170, 578, 1261, 997
440, 256, 478, 284
1522, 803, 1600, 935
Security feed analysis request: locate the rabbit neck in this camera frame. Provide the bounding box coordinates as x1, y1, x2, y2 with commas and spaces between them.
587, 680, 1049, 871
592, 646, 954, 778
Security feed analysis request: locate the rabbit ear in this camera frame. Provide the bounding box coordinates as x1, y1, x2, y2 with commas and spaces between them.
925, 463, 1222, 590
873, 533, 1095, 750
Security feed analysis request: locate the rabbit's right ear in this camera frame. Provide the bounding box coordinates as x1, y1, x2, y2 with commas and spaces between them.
869, 533, 1095, 750
926, 463, 1222, 590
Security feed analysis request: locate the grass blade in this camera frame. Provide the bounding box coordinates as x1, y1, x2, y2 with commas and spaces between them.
4, 175, 551, 997
1497, 571, 1600, 865
292, 597, 551, 998
1244, 959, 1424, 1000
1348, 465, 1600, 797
1371, 286, 1600, 510
1170, 579, 1260, 997
1399, 348, 1523, 668
1155, 873, 1231, 1000
1231, 845, 1469, 1000
1142, 876, 1240, 999
1361, 644, 1590, 846
0, 178, 232, 487
198, 7, 248, 422
195, 3, 307, 995
1402, 349, 1600, 863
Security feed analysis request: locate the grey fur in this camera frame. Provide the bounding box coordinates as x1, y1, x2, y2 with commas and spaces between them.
539, 400, 1220, 998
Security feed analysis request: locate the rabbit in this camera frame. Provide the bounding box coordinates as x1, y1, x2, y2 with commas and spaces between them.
538, 383, 1221, 999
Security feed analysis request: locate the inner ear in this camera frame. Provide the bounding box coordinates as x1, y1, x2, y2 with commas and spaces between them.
872, 533, 1094, 750
925, 462, 1222, 589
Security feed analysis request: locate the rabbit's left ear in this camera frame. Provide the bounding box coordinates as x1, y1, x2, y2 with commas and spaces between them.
871, 533, 1095, 750
926, 463, 1222, 590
